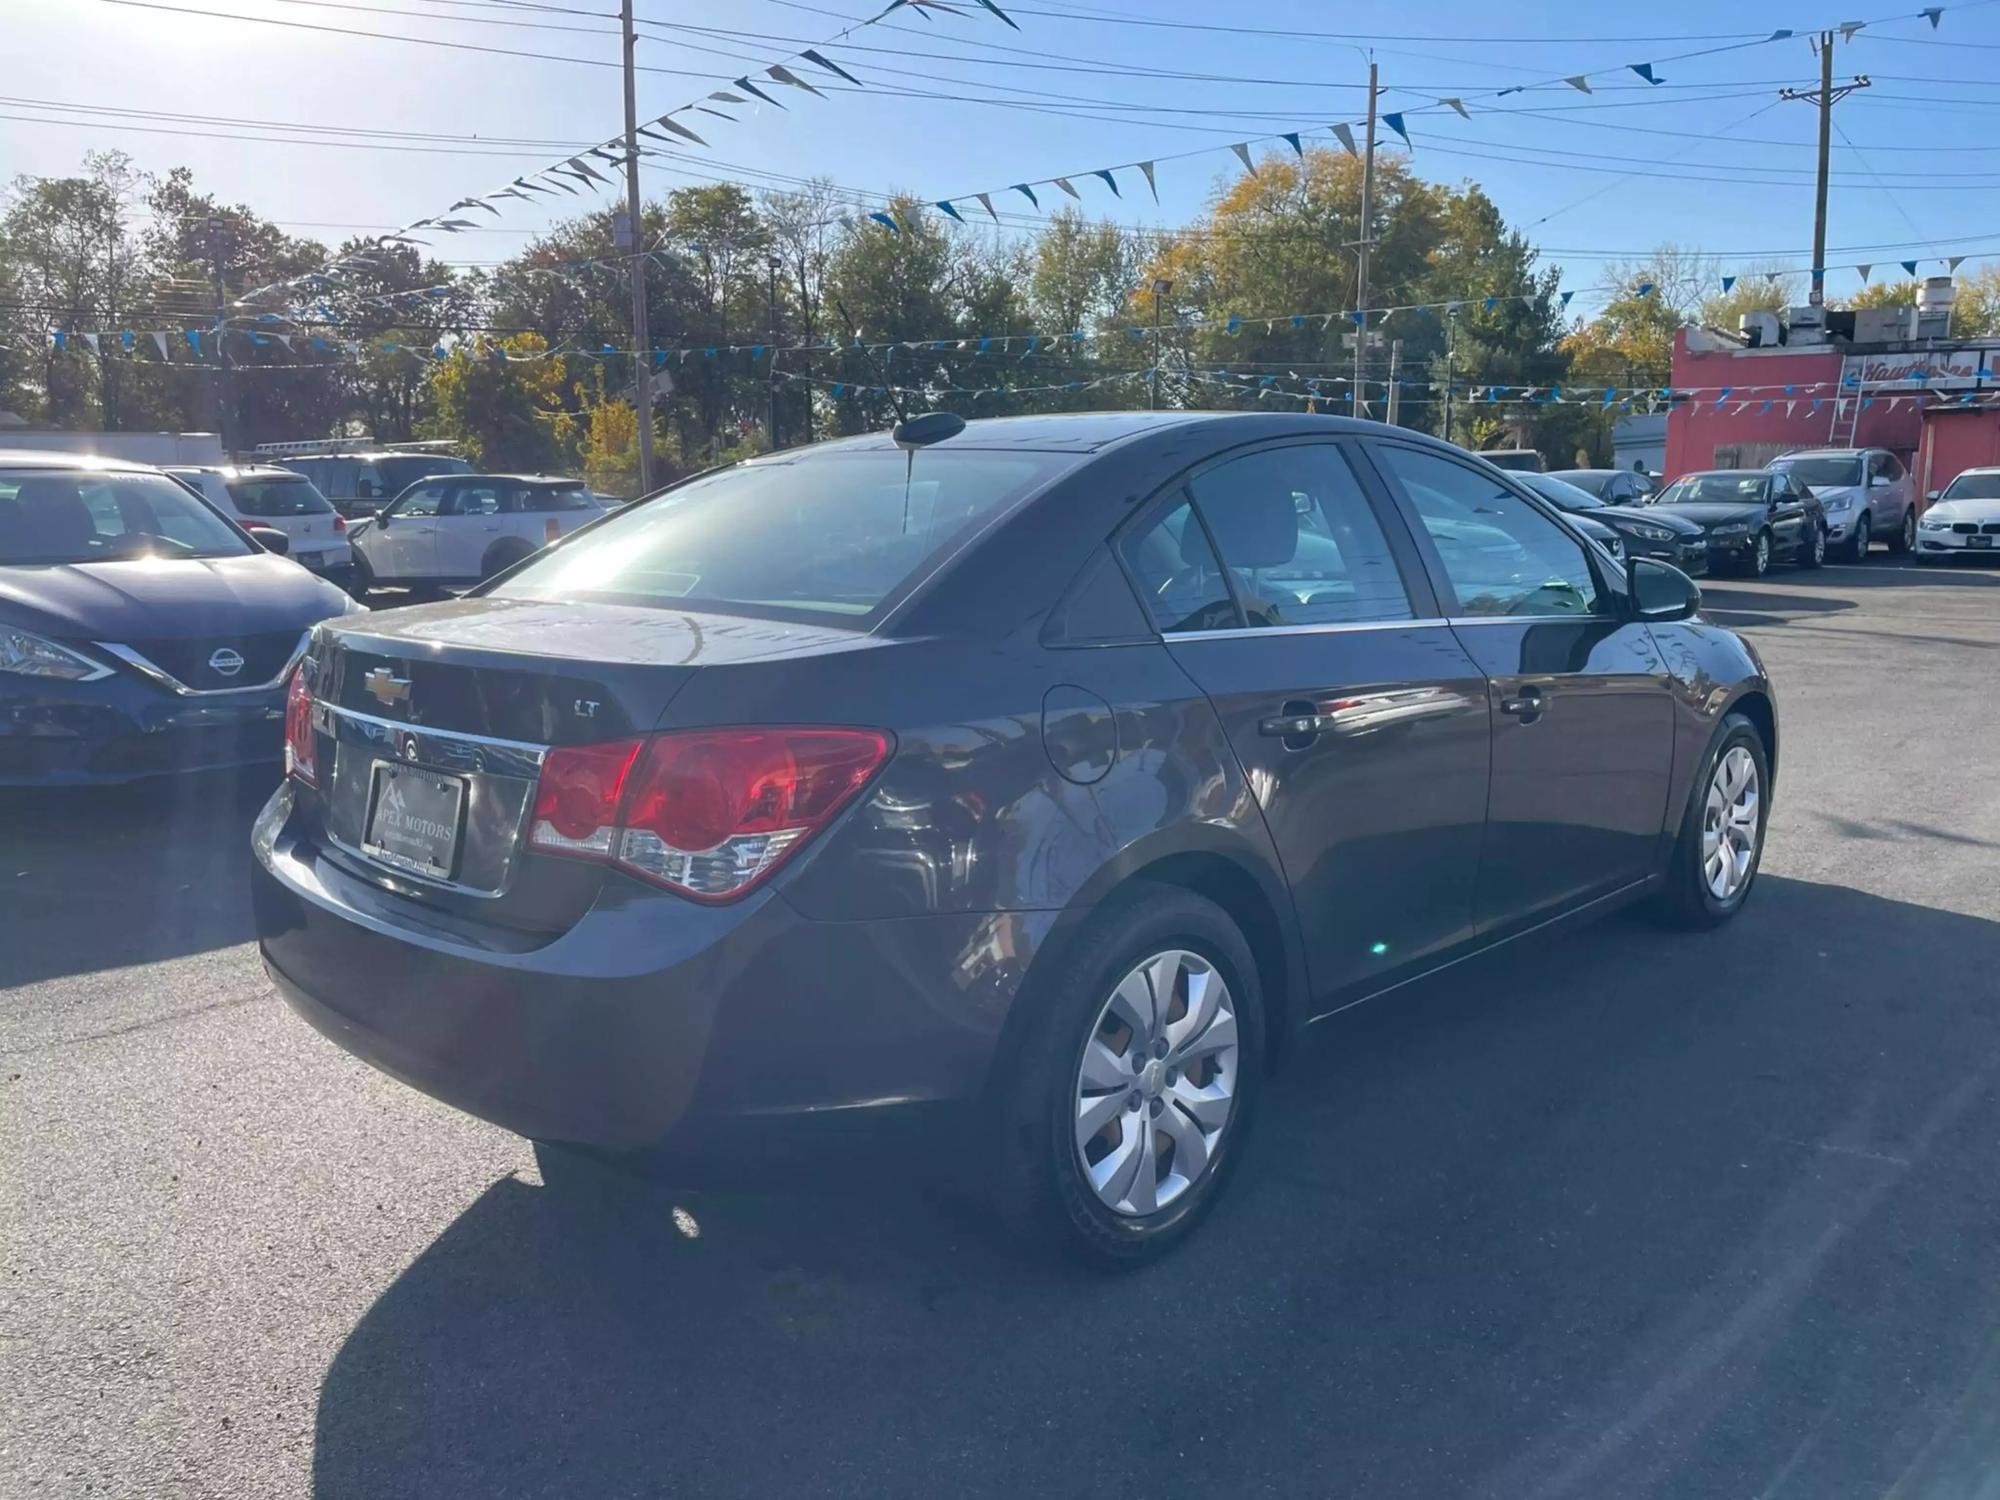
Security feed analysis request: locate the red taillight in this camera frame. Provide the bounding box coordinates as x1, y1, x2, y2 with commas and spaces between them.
284, 667, 316, 786
528, 727, 892, 902
332, 513, 347, 533
544, 518, 560, 545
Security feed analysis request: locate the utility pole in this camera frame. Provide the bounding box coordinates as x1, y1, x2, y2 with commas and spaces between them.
205, 217, 234, 456
1353, 59, 1378, 418
620, 0, 656, 492
767, 258, 781, 449
1384, 338, 1403, 427
1150, 277, 1172, 410
1442, 307, 1458, 443
1781, 34, 1870, 307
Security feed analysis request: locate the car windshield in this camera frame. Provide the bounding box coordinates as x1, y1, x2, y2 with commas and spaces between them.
1522, 473, 1606, 510
1661, 474, 1765, 505
493, 448, 1070, 622
1943, 471, 2000, 500
0, 467, 253, 565
227, 474, 335, 517
1771, 455, 1862, 487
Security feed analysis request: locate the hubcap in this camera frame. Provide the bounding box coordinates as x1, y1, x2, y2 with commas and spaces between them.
1755, 534, 1769, 573
1074, 949, 1239, 1217
1856, 518, 1870, 554
1904, 512, 1916, 547
1701, 746, 1761, 902
1813, 527, 1825, 563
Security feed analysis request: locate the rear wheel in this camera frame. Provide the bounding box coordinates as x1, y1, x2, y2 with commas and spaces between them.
481, 538, 535, 581
1845, 513, 1872, 562
1890, 507, 1916, 554
1653, 713, 1769, 929
992, 885, 1264, 1266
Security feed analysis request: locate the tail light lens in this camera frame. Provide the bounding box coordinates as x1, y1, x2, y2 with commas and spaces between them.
284, 666, 316, 786
528, 727, 892, 902
332, 513, 347, 533
544, 518, 561, 545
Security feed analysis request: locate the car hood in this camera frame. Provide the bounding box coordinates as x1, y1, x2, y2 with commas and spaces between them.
1599, 505, 1705, 536
1651, 502, 1765, 529
1929, 496, 2000, 524
0, 553, 356, 641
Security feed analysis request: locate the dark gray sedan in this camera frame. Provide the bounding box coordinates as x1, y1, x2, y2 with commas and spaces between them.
1649, 469, 1828, 577
253, 413, 1776, 1263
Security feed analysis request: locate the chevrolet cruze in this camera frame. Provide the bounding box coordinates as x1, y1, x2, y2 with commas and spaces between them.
253, 413, 1778, 1263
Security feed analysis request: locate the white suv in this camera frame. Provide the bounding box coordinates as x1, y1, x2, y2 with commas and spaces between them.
348, 474, 599, 592
1767, 447, 1917, 560
164, 465, 353, 583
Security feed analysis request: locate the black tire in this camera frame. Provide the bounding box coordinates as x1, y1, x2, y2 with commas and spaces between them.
481, 540, 535, 581
348, 550, 375, 599
1747, 529, 1772, 578
1799, 522, 1826, 570
533, 1139, 640, 1205
1889, 506, 1915, 554
1651, 713, 1770, 930
1845, 513, 1872, 562
991, 883, 1266, 1267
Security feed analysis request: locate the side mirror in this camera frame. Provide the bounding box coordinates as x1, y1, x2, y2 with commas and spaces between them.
246, 526, 290, 556
1927, 490, 1942, 503
373, 512, 390, 528
1630, 557, 1699, 622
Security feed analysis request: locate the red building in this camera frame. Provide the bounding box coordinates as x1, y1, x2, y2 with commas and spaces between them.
1665, 326, 1998, 485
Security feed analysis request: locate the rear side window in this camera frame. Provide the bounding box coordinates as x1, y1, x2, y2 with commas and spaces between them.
512, 485, 594, 513
494, 449, 1069, 624
1189, 445, 1412, 628
227, 475, 333, 517
1118, 499, 1238, 634
1375, 445, 1603, 618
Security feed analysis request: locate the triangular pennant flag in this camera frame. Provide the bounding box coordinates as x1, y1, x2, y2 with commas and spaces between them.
1331, 122, 1358, 156
275, 334, 292, 350
1281, 132, 1303, 157
541, 172, 581, 195
1012, 183, 1039, 208
1225, 315, 1241, 334
709, 91, 746, 104
1769, 28, 1795, 40
1442, 97, 1469, 119
82, 332, 100, 355
1636, 282, 1655, 298
120, 330, 135, 352
1565, 75, 1592, 93
734, 76, 785, 108
767, 65, 825, 96
935, 200, 964, 222
1765, 271, 1783, 285
868, 211, 900, 233
1230, 142, 1256, 175
972, 0, 1021, 28
799, 48, 861, 86
1381, 113, 1411, 147
976, 191, 997, 221
1137, 161, 1158, 201
1560, 289, 1575, 307
1901, 260, 1919, 276
565, 157, 611, 185
1053, 177, 1081, 200
1602, 387, 1617, 408
1785, 400, 1797, 416
186, 329, 202, 354
1092, 168, 1121, 197
1483, 295, 1498, 311
1856, 264, 1872, 281
151, 332, 169, 359
1721, 275, 1737, 292
1949, 255, 1965, 272
1840, 21, 1865, 40
654, 116, 709, 146
1923, 6, 1944, 26
1629, 63, 1662, 85
512, 176, 554, 196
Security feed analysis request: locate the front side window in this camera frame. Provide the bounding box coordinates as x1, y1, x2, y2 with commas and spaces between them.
1187, 445, 1412, 627
496, 449, 1070, 624
1374, 445, 1603, 618
0, 469, 252, 565
391, 484, 444, 519
512, 485, 594, 513
1876, 452, 1905, 481
1118, 499, 1238, 635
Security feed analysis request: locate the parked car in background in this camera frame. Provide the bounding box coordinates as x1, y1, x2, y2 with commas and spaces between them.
346, 473, 600, 593
0, 451, 361, 785
164, 465, 352, 586
253, 411, 1777, 1264
1916, 466, 2000, 563
1551, 468, 1658, 504
1766, 447, 1915, 560
262, 447, 474, 519
1650, 469, 1826, 576
1479, 448, 1544, 473
1521, 471, 1707, 575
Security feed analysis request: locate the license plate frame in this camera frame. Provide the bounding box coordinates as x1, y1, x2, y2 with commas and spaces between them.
361, 760, 466, 880
297, 550, 324, 569
1969, 534, 1993, 549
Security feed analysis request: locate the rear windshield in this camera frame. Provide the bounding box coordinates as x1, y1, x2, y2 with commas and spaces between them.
1522, 473, 1605, 510
1771, 455, 1861, 487
1662, 474, 1765, 504
493, 449, 1068, 623
1943, 471, 2000, 501
228, 474, 334, 517
0, 468, 252, 565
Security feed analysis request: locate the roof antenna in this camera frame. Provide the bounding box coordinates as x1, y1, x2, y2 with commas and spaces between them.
832, 298, 965, 529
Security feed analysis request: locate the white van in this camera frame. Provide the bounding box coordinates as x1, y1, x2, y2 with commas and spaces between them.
164, 465, 353, 583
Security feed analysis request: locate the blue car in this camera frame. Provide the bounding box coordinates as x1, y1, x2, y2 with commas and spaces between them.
0, 450, 364, 786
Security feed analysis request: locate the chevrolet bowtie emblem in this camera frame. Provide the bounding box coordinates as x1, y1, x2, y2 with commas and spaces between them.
364, 667, 411, 707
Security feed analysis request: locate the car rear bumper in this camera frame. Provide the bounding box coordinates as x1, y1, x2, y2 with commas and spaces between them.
0, 675, 285, 786
251, 784, 1053, 1155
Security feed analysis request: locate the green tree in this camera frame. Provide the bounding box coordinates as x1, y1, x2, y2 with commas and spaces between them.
422, 332, 573, 469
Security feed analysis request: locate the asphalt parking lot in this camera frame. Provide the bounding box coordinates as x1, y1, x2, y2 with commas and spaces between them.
6, 559, 2000, 1499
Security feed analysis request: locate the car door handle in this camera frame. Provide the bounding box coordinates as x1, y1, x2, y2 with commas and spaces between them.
1499, 686, 1549, 721
1260, 711, 1329, 739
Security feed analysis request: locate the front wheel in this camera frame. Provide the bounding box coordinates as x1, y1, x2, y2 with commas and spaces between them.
1653, 713, 1770, 929
1799, 523, 1826, 569
1889, 507, 1916, 554
348, 550, 376, 599
1845, 513, 1872, 562
1747, 530, 1772, 577
992, 885, 1264, 1266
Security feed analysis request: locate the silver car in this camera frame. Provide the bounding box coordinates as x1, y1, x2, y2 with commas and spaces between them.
1766, 448, 1917, 560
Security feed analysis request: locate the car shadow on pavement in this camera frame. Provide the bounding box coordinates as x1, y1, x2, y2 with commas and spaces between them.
1696, 582, 1860, 627
311, 876, 2000, 1500
0, 767, 275, 988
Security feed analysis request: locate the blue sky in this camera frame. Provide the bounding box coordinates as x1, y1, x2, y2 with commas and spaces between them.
9, 0, 2000, 316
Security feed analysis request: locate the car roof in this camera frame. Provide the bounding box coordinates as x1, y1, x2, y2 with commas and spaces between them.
1552, 468, 1619, 477
752, 410, 1461, 460
1951, 465, 2000, 476
1774, 447, 1869, 457
0, 448, 159, 473
1679, 469, 1766, 479
443, 473, 577, 484
163, 464, 304, 478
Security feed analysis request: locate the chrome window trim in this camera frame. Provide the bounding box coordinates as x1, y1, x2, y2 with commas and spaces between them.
95, 632, 309, 697
1163, 615, 1449, 643
1445, 613, 1621, 626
